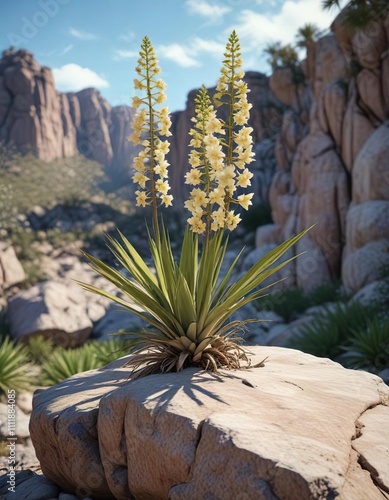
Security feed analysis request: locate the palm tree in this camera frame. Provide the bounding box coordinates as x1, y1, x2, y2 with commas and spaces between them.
263, 42, 299, 71
322, 0, 388, 30
295, 23, 322, 49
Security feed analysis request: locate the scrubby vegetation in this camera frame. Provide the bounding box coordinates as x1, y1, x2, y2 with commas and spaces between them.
0, 335, 132, 394
255, 282, 347, 322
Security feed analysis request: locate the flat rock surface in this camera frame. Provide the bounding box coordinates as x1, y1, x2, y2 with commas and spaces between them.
29, 347, 389, 500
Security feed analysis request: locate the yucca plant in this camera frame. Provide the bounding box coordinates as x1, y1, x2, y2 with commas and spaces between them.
40, 344, 102, 386
91, 338, 132, 365
80, 32, 309, 379
25, 335, 55, 364
337, 317, 389, 372
0, 337, 33, 394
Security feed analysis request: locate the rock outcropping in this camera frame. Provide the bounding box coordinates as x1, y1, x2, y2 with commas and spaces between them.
30, 346, 389, 499
255, 11, 389, 293
0, 49, 136, 178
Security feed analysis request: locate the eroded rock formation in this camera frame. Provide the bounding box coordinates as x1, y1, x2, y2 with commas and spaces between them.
260, 11, 389, 293
0, 49, 135, 178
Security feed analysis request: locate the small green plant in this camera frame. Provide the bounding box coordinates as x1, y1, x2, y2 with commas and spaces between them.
289, 302, 380, 359
25, 335, 55, 364
40, 344, 102, 386
337, 317, 389, 373
255, 282, 346, 323
80, 32, 309, 379
0, 337, 33, 394
91, 338, 132, 365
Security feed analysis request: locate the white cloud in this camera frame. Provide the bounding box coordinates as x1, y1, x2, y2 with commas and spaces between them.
230, 0, 337, 49
119, 31, 136, 43
113, 49, 138, 61
52, 64, 109, 92
191, 37, 225, 57
156, 37, 225, 68
68, 27, 97, 41
60, 44, 74, 55
158, 43, 200, 68
186, 0, 231, 18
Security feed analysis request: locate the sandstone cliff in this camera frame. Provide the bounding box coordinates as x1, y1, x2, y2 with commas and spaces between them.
257, 11, 389, 293
0, 49, 135, 179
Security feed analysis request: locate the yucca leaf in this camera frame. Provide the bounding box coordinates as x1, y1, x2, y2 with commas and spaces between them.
179, 226, 198, 296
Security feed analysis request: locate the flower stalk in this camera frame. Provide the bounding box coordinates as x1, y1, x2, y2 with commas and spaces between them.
80, 31, 311, 379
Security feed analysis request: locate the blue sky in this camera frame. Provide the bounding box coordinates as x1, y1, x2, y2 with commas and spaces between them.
1, 0, 341, 112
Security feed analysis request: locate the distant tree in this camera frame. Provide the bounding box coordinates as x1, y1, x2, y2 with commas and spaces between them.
263, 42, 299, 71
0, 141, 17, 173
322, 0, 388, 30
295, 23, 322, 49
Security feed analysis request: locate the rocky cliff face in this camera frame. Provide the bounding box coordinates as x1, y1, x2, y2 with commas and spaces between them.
0, 49, 135, 178
258, 11, 389, 293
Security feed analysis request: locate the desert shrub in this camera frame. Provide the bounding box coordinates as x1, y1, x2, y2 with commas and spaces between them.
40, 344, 102, 386
91, 338, 131, 365
25, 335, 55, 364
0, 337, 33, 394
40, 338, 133, 386
289, 302, 380, 360
337, 317, 389, 373
255, 282, 345, 323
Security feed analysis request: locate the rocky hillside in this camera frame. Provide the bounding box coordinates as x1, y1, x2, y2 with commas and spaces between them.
264, 10, 389, 294
0, 48, 136, 179
168, 9, 389, 295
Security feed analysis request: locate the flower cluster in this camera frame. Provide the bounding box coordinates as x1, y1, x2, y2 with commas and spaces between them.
185, 31, 255, 236
129, 37, 173, 215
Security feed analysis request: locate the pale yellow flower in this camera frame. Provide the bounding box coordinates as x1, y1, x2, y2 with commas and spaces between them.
215, 165, 236, 193
132, 172, 149, 189
154, 160, 168, 178
188, 215, 206, 234
132, 96, 143, 108
225, 210, 241, 231
190, 188, 208, 207
135, 190, 149, 207
189, 152, 201, 168
161, 194, 173, 207
211, 207, 226, 231
209, 188, 225, 207
237, 193, 254, 210
236, 169, 253, 188
185, 169, 202, 186
155, 179, 170, 195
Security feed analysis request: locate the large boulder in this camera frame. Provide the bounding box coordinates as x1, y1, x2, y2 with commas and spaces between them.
30, 346, 389, 499
0, 242, 26, 290
6, 281, 93, 346
352, 121, 389, 204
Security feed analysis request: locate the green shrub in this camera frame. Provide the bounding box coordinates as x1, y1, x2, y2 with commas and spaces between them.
91, 338, 131, 365
25, 335, 55, 364
39, 338, 133, 386
40, 344, 102, 386
0, 337, 33, 394
255, 282, 347, 323
337, 317, 389, 373
289, 302, 380, 360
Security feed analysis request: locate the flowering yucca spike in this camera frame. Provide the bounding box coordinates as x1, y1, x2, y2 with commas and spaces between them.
185, 30, 255, 237
80, 31, 312, 380
129, 36, 173, 239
